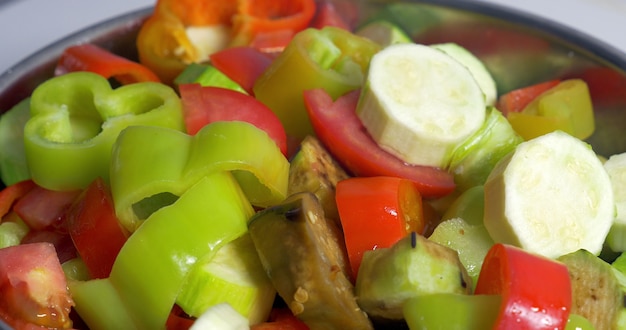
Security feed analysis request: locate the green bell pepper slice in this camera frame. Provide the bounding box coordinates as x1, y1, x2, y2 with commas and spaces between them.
110, 121, 289, 232
24, 72, 185, 191
0, 97, 31, 186
70, 171, 254, 330
403, 293, 501, 329
253, 26, 381, 140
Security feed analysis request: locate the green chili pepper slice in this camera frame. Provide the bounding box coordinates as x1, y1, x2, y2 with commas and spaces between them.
24, 72, 185, 191
110, 121, 289, 232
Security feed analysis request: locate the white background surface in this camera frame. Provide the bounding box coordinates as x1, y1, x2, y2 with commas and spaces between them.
0, 0, 625, 74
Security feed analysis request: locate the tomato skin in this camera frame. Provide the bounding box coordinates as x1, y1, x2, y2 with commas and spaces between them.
497, 79, 560, 116
303, 88, 455, 199
209, 46, 274, 95
0, 242, 75, 329
179, 83, 288, 156
336, 176, 425, 279
66, 177, 128, 279
475, 243, 571, 330
13, 185, 81, 231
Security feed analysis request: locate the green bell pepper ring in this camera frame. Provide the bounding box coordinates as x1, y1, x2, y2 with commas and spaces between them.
70, 171, 253, 330
24, 72, 185, 191
253, 26, 381, 140
110, 121, 289, 232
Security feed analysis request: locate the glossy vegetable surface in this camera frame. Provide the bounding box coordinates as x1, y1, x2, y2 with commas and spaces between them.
1, 0, 626, 329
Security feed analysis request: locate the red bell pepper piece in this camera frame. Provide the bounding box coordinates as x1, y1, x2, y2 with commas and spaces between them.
66, 177, 128, 279
303, 88, 455, 199
55, 44, 161, 84
179, 83, 288, 156
0, 242, 75, 329
0, 179, 36, 219
496, 79, 561, 116
249, 30, 296, 55
474, 243, 572, 330
209, 46, 274, 95
336, 176, 426, 279
231, 0, 317, 46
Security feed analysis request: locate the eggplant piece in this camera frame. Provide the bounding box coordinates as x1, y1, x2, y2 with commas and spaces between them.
248, 192, 373, 330
287, 135, 352, 277
288, 135, 351, 225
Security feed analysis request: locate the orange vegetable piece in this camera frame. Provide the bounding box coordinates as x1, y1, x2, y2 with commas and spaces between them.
231, 0, 317, 46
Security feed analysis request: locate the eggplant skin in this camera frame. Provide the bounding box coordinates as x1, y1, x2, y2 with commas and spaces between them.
249, 192, 374, 330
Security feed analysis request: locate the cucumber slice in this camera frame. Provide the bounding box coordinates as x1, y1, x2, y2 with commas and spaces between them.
431, 43, 498, 106
355, 232, 472, 322
176, 233, 275, 325
447, 106, 523, 192
355, 20, 412, 47
603, 152, 626, 252
189, 303, 249, 330
356, 43, 486, 168
429, 217, 494, 287
483, 131, 614, 258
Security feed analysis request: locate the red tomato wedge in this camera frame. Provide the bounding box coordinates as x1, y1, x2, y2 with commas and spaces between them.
0, 179, 36, 219
13, 185, 81, 231
303, 88, 455, 199
55, 44, 161, 84
336, 176, 425, 279
179, 83, 288, 156
209, 46, 274, 95
475, 243, 571, 330
496, 79, 560, 116
66, 177, 128, 279
0, 242, 75, 329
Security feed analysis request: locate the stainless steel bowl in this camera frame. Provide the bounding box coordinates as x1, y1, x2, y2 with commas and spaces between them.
1, 1, 625, 159
0, 1, 625, 327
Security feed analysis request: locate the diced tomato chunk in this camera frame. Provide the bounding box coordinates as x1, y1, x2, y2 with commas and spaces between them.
66, 177, 128, 279
0, 242, 75, 329
13, 185, 81, 231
